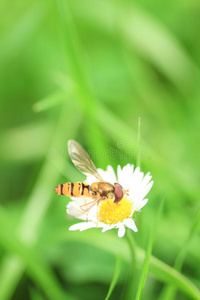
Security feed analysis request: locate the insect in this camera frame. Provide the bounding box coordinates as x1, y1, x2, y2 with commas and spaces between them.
55, 140, 125, 212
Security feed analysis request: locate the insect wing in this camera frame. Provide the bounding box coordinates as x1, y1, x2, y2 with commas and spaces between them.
68, 140, 103, 181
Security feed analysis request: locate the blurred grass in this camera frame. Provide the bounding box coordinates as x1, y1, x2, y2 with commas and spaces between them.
105, 255, 122, 300
135, 199, 165, 300
159, 208, 200, 300
0, 0, 200, 299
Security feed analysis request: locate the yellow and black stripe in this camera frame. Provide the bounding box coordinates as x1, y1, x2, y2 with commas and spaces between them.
55, 182, 91, 197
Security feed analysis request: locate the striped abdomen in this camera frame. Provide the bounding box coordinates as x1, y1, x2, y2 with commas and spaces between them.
55, 182, 91, 197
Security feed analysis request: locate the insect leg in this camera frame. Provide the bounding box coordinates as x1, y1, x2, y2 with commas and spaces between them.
80, 197, 101, 213
96, 201, 99, 228
80, 199, 97, 212
107, 201, 114, 210
124, 189, 129, 196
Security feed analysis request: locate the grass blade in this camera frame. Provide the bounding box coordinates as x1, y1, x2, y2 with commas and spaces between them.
55, 0, 110, 164
159, 207, 200, 300
105, 255, 122, 300
125, 229, 137, 299
0, 206, 75, 300
43, 230, 200, 300
55, 0, 95, 113
135, 199, 165, 300
0, 102, 82, 300
0, 3, 47, 68
72, 0, 197, 93
137, 117, 141, 167
175, 207, 200, 270
33, 90, 67, 112
0, 257, 24, 300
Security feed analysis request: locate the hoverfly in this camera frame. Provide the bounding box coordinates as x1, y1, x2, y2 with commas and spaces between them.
55, 140, 125, 212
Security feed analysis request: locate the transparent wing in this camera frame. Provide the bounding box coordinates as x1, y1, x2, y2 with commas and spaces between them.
68, 140, 103, 181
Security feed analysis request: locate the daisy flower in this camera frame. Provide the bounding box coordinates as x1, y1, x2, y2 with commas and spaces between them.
67, 164, 153, 238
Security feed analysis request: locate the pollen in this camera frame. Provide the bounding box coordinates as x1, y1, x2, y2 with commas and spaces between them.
99, 198, 132, 224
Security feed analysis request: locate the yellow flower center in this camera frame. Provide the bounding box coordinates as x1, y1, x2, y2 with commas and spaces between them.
99, 198, 132, 224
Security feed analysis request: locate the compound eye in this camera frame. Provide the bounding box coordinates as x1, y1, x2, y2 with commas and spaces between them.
114, 183, 123, 203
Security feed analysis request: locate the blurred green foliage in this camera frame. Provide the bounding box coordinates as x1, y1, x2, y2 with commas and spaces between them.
0, 0, 200, 299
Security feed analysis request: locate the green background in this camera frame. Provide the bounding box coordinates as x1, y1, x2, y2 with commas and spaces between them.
0, 0, 200, 299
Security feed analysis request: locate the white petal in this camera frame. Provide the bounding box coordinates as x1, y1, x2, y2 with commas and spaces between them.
79, 222, 97, 231
117, 164, 134, 190
141, 172, 152, 188
107, 165, 117, 183
69, 222, 96, 231
132, 167, 142, 183
67, 196, 99, 222
85, 175, 98, 185
117, 165, 122, 180
137, 198, 148, 210
118, 224, 126, 238
67, 202, 88, 220
86, 166, 117, 185
129, 168, 143, 197
129, 169, 153, 206
142, 181, 154, 198
124, 164, 134, 173
67, 207, 86, 220
102, 224, 115, 232
123, 218, 138, 232
98, 165, 117, 184
135, 171, 144, 187
69, 222, 86, 231
94, 222, 107, 228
